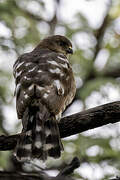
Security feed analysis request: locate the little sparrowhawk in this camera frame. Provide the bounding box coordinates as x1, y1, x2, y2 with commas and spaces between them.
13, 35, 76, 161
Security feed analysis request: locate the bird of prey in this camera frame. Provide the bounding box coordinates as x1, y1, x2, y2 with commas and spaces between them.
13, 35, 76, 161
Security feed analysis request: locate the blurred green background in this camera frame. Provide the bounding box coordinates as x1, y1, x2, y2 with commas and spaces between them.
0, 0, 120, 179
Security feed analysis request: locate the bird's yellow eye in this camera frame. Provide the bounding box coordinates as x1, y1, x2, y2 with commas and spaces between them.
67, 47, 73, 54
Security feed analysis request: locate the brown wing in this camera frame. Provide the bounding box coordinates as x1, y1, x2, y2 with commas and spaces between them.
13, 49, 76, 120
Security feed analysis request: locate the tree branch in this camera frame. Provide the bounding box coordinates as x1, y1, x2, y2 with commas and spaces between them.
59, 101, 120, 138
57, 157, 80, 177
94, 14, 109, 60
94, 0, 112, 61
110, 177, 120, 180
103, 67, 120, 78
0, 101, 120, 151
0, 157, 79, 180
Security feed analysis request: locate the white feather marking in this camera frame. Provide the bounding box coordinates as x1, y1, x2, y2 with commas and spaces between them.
30, 116, 34, 123
66, 76, 69, 80
24, 94, 29, 99
60, 73, 64, 77
25, 62, 33, 66
13, 61, 19, 70
60, 63, 68, 69
38, 70, 42, 73
43, 93, 49, 99
45, 129, 51, 136
16, 70, 22, 78
16, 83, 21, 95
16, 61, 24, 69
58, 56, 68, 62
36, 125, 42, 132
55, 112, 62, 122
41, 54, 47, 57
26, 130, 32, 136
53, 80, 61, 90
37, 86, 44, 91
43, 144, 54, 151
24, 76, 31, 81
28, 67, 36, 72
28, 84, 34, 90
15, 155, 31, 162
47, 60, 59, 66
46, 89, 50, 93
53, 80, 64, 95
49, 68, 61, 74
21, 100, 24, 104
35, 141, 42, 148
24, 144, 31, 150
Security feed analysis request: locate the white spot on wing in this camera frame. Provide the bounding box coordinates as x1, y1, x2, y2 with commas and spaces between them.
24, 144, 31, 150
26, 130, 32, 136
35, 141, 42, 148
28, 84, 34, 90
21, 100, 24, 104
45, 129, 51, 136
46, 89, 50, 93
53, 80, 64, 95
66, 76, 69, 81
49, 68, 61, 74
16, 61, 24, 69
15, 154, 31, 162
41, 54, 47, 57
29, 67, 36, 72
36, 85, 51, 98
58, 56, 68, 63
43, 144, 54, 151
60, 63, 68, 69
43, 93, 49, 99
16, 83, 21, 95
30, 116, 34, 123
25, 62, 32, 66
38, 70, 42, 73
60, 73, 65, 77
36, 125, 42, 132
16, 70, 22, 78
14, 61, 19, 70
37, 86, 44, 91
24, 76, 31, 81
47, 60, 59, 66
55, 112, 62, 122
54, 80, 61, 90
24, 94, 29, 99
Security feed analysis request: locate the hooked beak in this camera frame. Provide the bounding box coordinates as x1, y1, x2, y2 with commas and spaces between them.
66, 47, 73, 54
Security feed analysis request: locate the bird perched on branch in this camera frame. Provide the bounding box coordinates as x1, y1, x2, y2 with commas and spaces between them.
13, 35, 76, 161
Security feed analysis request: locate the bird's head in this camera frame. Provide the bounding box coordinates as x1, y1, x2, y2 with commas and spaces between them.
37, 35, 73, 56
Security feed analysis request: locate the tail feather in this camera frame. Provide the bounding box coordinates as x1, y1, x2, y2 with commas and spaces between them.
15, 105, 63, 161
32, 111, 47, 160
45, 118, 63, 158
15, 130, 32, 161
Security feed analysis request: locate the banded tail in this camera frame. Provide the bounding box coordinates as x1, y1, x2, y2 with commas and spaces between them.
15, 106, 63, 161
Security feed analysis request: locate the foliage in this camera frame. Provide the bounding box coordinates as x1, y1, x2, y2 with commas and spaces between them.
0, 0, 120, 179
